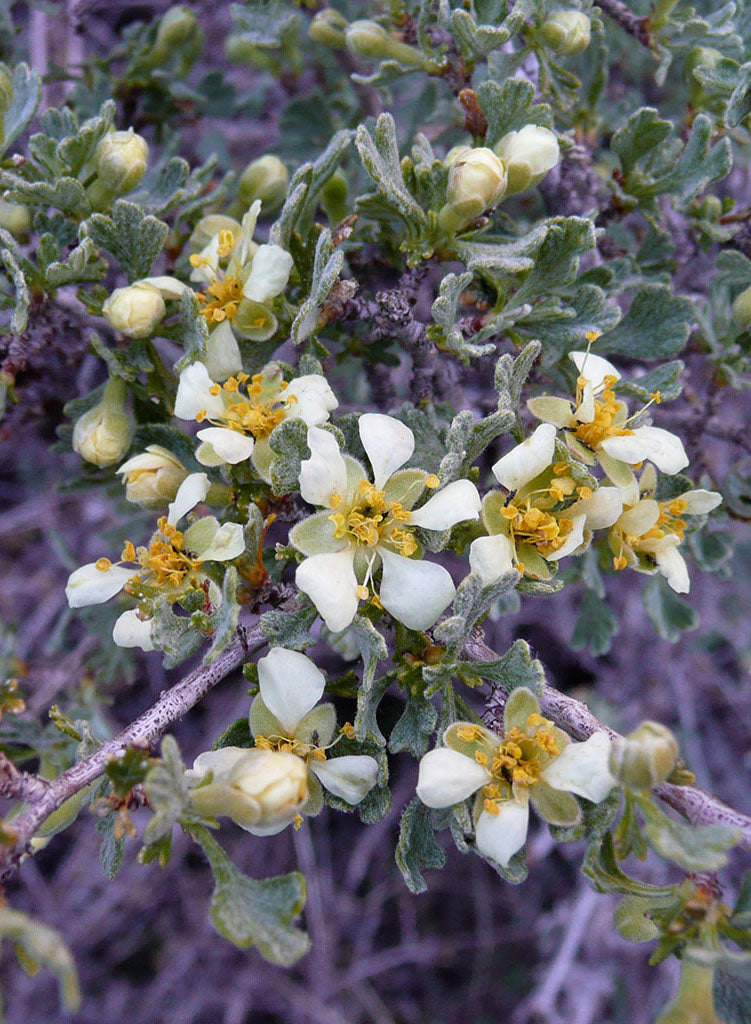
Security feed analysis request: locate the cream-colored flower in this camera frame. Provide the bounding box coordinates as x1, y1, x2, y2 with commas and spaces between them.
65, 473, 245, 649
94, 128, 148, 194
416, 687, 615, 867
527, 350, 689, 488
174, 361, 337, 481
102, 276, 186, 338
116, 445, 189, 509
290, 415, 481, 632
542, 11, 592, 55
188, 648, 379, 834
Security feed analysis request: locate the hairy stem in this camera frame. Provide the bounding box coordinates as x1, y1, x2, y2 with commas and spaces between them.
596, 0, 652, 47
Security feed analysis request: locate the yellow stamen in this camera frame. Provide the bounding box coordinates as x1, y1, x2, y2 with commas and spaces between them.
426, 474, 440, 489
95, 557, 112, 572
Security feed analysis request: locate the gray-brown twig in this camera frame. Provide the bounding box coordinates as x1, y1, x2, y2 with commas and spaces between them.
596, 0, 652, 47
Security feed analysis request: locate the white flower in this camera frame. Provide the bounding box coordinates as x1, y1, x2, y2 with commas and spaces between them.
65, 473, 245, 648
102, 277, 186, 338
116, 444, 189, 509
290, 415, 481, 632
72, 377, 133, 468
188, 648, 380, 834
416, 688, 615, 867
439, 146, 508, 231
527, 351, 688, 487
174, 361, 337, 481
494, 125, 560, 194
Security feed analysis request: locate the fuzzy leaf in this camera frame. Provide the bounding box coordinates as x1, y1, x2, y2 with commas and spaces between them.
597, 285, 693, 360
85, 200, 169, 283
395, 797, 447, 894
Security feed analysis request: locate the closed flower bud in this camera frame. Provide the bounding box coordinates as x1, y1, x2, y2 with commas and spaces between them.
310, 8, 349, 49
237, 155, 289, 213
439, 146, 507, 232
72, 377, 133, 468
0, 199, 31, 236
346, 20, 429, 69
541, 11, 591, 55
94, 129, 149, 196
155, 5, 200, 50
116, 445, 189, 508
732, 285, 751, 330
187, 747, 309, 833
102, 282, 166, 338
608, 721, 678, 790
494, 124, 560, 194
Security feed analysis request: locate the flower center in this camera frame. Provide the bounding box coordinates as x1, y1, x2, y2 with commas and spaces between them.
198, 372, 297, 440
572, 375, 633, 449
196, 274, 244, 324
254, 733, 327, 764
329, 479, 416, 555
500, 474, 583, 566
96, 521, 202, 593
612, 498, 687, 571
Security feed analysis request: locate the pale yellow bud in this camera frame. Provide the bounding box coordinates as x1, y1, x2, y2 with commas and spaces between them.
494, 124, 560, 194
237, 155, 289, 213
155, 5, 200, 50
0, 199, 31, 236
188, 747, 309, 833
608, 721, 679, 791
72, 378, 133, 468
346, 20, 429, 68
116, 445, 189, 509
102, 283, 166, 338
439, 146, 507, 232
541, 11, 591, 55
732, 285, 751, 331
94, 129, 149, 195
310, 8, 349, 49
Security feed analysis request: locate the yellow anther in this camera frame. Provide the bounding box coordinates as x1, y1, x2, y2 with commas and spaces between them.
613, 554, 628, 571
329, 492, 342, 508
553, 462, 570, 476
668, 499, 687, 515
426, 474, 440, 489
475, 751, 489, 766
196, 409, 207, 423
217, 230, 235, 259
501, 505, 518, 520
457, 725, 483, 741
585, 330, 601, 343
209, 384, 221, 396
312, 748, 327, 761
356, 585, 369, 600
577, 486, 593, 500
549, 483, 565, 502
513, 562, 525, 574
121, 541, 136, 562
189, 253, 205, 268
340, 722, 356, 739
95, 557, 112, 572
483, 798, 501, 816
650, 391, 662, 404
293, 814, 304, 830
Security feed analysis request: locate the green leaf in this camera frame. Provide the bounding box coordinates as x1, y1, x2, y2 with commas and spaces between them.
494, 339, 542, 420
654, 114, 733, 203
0, 908, 80, 1012
615, 360, 684, 403
571, 588, 619, 657
1, 243, 30, 333
44, 236, 108, 288
212, 716, 253, 750
259, 604, 318, 650
511, 218, 596, 306
640, 798, 739, 872
716, 250, 751, 290
613, 894, 670, 943
229, 1, 299, 47
271, 129, 351, 249
612, 108, 673, 177
715, 968, 751, 1024
583, 831, 676, 898
84, 200, 169, 282
203, 568, 240, 665
448, 8, 511, 59
439, 407, 515, 483
0, 62, 41, 158
523, 285, 621, 367
0, 171, 89, 216
395, 797, 447, 894
143, 735, 190, 845
389, 691, 437, 757
268, 416, 309, 496
172, 290, 208, 371
429, 271, 498, 361
597, 285, 693, 360
477, 77, 553, 148
433, 572, 519, 653
351, 615, 389, 745
290, 229, 343, 345
642, 576, 699, 642
355, 113, 427, 236
96, 813, 125, 880
194, 825, 310, 965
465, 638, 546, 698
151, 598, 204, 669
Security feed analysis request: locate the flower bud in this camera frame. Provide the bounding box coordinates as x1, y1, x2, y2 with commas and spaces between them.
94, 129, 149, 196
608, 721, 678, 791
346, 20, 429, 69
310, 8, 349, 49
72, 377, 133, 468
439, 146, 507, 232
155, 5, 200, 50
237, 155, 289, 213
0, 199, 31, 236
732, 285, 751, 331
494, 124, 560, 194
116, 445, 189, 508
188, 747, 309, 833
655, 962, 721, 1024
102, 282, 166, 338
541, 11, 591, 55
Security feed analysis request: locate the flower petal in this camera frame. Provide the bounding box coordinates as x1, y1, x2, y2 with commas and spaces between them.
475, 800, 530, 867
196, 427, 254, 465
601, 427, 688, 475
681, 489, 722, 514
616, 499, 660, 537
289, 511, 346, 555
296, 549, 359, 633
174, 362, 226, 421
283, 375, 338, 426
408, 479, 481, 530
243, 244, 293, 303
194, 521, 245, 562
310, 755, 379, 804
492, 423, 556, 493
112, 609, 155, 651
416, 747, 490, 807
358, 413, 415, 489
167, 471, 210, 526
565, 486, 623, 530
378, 548, 456, 631
257, 647, 326, 733
469, 534, 514, 585
655, 545, 690, 593
542, 731, 616, 803
568, 351, 621, 389
300, 427, 348, 507
203, 319, 243, 381
545, 513, 586, 560
526, 395, 575, 428
65, 563, 137, 608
